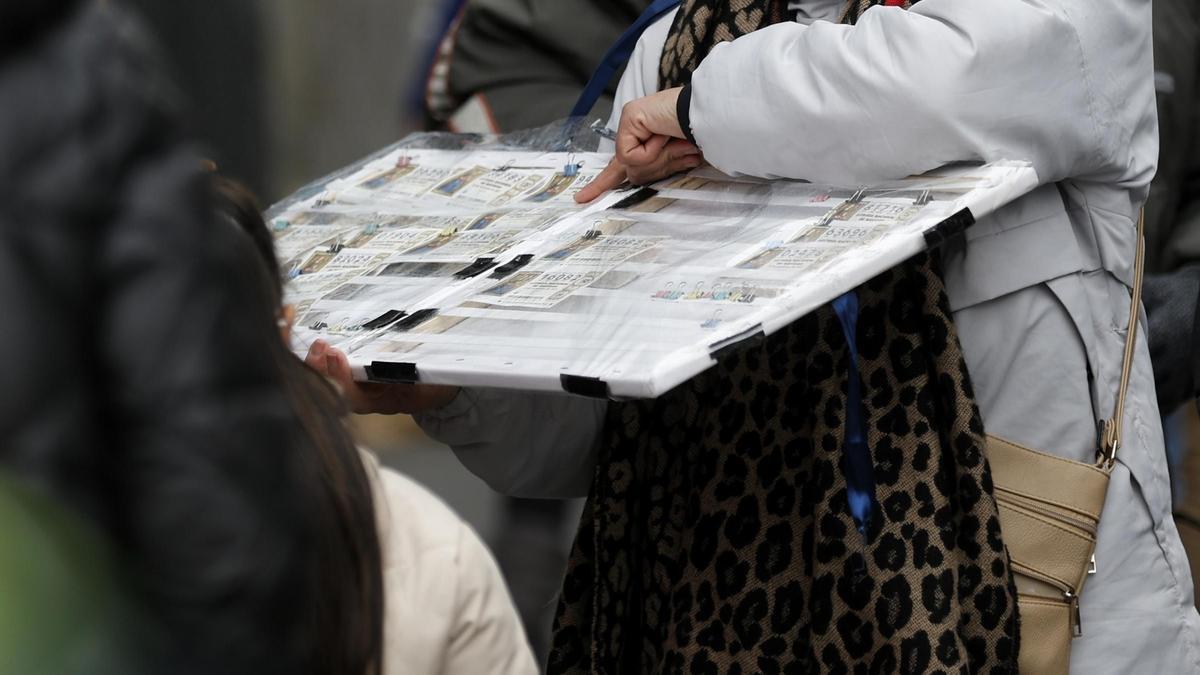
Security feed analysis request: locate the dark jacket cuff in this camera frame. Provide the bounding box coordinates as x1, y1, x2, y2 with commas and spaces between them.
677, 84, 697, 146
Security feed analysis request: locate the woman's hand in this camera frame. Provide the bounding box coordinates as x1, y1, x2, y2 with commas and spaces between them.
305, 340, 459, 415
575, 87, 703, 203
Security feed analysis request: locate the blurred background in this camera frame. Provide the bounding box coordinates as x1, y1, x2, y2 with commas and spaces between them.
126, 0, 440, 201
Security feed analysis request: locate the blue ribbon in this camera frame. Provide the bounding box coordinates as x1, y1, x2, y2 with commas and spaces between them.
832, 291, 877, 537
569, 0, 683, 119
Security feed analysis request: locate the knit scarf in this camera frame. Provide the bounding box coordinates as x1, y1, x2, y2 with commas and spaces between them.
549, 2, 1020, 673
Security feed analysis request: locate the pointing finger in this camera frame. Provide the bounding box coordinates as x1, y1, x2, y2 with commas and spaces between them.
575, 158, 628, 203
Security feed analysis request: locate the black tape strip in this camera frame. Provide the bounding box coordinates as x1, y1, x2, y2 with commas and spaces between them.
455, 257, 498, 278
611, 187, 659, 210
923, 207, 975, 248
361, 309, 406, 330
490, 254, 535, 278
365, 361, 419, 383
560, 374, 610, 399
392, 308, 438, 331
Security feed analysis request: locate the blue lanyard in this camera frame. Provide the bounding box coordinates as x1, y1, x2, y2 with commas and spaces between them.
832, 291, 877, 538
569, 0, 682, 118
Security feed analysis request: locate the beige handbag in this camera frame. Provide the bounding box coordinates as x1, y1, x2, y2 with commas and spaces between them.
985, 212, 1145, 674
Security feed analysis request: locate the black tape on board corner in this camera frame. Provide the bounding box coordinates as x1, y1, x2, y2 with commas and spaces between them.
708, 324, 766, 361
560, 374, 611, 399
366, 361, 420, 384
923, 208, 975, 248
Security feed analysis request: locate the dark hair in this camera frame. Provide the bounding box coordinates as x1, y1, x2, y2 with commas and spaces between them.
215, 178, 284, 303
214, 176, 385, 675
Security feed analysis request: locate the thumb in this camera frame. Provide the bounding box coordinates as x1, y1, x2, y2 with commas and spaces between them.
324, 347, 356, 387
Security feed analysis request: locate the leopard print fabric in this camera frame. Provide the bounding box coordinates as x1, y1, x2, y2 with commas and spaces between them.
658, 0, 788, 88
549, 1, 1020, 672
838, 0, 911, 24
657, 0, 913, 90
549, 253, 1020, 674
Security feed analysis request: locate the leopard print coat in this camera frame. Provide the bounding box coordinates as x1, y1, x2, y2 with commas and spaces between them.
548, 2, 1020, 673
548, 253, 1020, 674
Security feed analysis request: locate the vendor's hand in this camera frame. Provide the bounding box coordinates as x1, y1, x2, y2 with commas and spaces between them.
576, 87, 702, 203
305, 339, 459, 415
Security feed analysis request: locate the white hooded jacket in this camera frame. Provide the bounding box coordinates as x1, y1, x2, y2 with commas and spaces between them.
363, 453, 538, 675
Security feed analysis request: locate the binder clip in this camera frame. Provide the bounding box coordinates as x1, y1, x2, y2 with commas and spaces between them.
490, 254, 534, 278
366, 361, 420, 384
560, 373, 610, 399
701, 310, 724, 330
708, 323, 766, 360
562, 154, 581, 177
588, 119, 617, 141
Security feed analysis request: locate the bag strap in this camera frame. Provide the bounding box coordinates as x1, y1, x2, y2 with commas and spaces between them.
569, 0, 682, 119
1098, 209, 1146, 469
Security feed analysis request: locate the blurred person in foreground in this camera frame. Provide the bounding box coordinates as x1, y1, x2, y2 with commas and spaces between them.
0, 2, 324, 673
218, 179, 538, 675
320, 0, 1200, 671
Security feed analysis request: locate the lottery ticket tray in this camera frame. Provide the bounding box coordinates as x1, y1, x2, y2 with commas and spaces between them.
268, 130, 1038, 399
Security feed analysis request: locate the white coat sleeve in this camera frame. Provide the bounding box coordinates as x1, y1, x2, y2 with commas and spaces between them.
413, 388, 606, 499
685, 0, 1155, 188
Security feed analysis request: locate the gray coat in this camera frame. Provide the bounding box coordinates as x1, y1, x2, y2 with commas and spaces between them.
418, 1, 1200, 671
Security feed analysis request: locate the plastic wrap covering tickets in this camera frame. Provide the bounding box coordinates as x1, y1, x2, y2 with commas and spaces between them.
267, 129, 1039, 399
